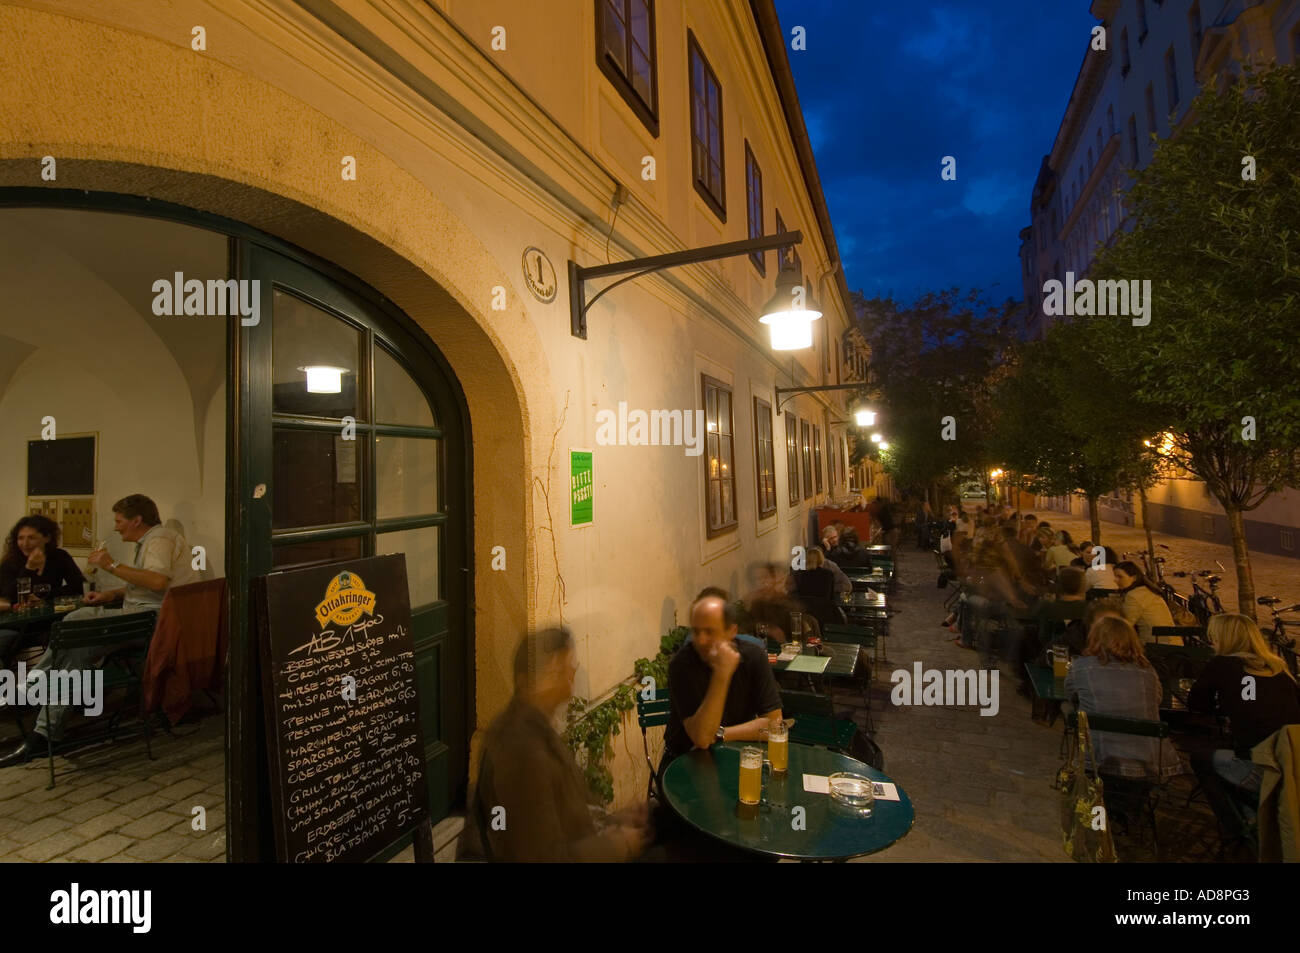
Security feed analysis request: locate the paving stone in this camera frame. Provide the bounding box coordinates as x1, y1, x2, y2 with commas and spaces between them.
153, 778, 206, 801
59, 797, 121, 824
67, 833, 135, 862
102, 780, 161, 804
116, 794, 174, 819
122, 833, 188, 861
69, 812, 133, 841
7, 815, 72, 845
180, 831, 226, 860
7, 798, 71, 823
61, 781, 119, 804
117, 810, 184, 840
16, 829, 89, 862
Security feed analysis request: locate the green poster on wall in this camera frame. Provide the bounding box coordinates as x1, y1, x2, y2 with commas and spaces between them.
570, 449, 593, 526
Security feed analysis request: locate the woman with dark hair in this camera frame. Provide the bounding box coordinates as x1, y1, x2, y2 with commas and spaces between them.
0, 515, 85, 663
0, 515, 84, 608
1113, 560, 1174, 641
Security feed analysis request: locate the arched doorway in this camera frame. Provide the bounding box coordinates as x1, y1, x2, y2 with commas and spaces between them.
0, 191, 474, 861
235, 241, 472, 858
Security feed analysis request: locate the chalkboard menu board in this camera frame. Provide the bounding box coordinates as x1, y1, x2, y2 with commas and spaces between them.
257, 554, 429, 863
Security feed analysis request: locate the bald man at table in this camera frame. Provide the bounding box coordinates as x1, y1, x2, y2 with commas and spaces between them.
659, 588, 783, 777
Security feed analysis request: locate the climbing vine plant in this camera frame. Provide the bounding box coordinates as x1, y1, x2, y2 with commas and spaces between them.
563, 625, 690, 803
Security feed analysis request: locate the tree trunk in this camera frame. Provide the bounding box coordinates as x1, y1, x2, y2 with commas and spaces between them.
1224, 505, 1257, 620
1138, 484, 1155, 570
1087, 493, 1101, 544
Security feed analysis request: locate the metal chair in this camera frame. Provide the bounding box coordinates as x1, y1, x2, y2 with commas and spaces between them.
1065, 710, 1172, 858
635, 687, 671, 802
37, 610, 158, 789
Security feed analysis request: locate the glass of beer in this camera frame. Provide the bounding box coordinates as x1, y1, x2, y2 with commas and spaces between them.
738, 746, 765, 805
767, 719, 789, 774
1051, 647, 1069, 679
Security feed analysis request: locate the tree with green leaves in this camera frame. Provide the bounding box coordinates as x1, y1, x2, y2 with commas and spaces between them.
990, 318, 1155, 546
1087, 63, 1300, 615
853, 289, 1013, 507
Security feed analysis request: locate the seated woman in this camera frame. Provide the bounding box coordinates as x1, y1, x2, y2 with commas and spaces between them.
1042, 530, 1078, 573
0, 515, 86, 663
1187, 614, 1300, 826
1113, 560, 1174, 641
1064, 615, 1183, 780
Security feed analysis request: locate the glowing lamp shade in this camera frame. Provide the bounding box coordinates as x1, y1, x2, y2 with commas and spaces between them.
760, 310, 821, 350
759, 267, 822, 351
855, 409, 876, 427
302, 365, 345, 394
879, 441, 890, 450
870, 433, 882, 444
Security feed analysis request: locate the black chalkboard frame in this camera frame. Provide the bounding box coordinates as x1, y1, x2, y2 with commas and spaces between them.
256, 554, 432, 863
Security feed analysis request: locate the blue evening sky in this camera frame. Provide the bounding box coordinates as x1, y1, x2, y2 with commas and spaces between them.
774, 0, 1098, 305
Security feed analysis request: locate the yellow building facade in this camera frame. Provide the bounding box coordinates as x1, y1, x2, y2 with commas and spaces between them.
0, 0, 862, 857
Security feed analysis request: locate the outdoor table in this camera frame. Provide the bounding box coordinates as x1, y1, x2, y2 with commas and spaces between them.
770, 641, 860, 693
1024, 662, 1066, 725
839, 590, 887, 612
661, 741, 914, 861
0, 602, 77, 633
1025, 662, 1193, 722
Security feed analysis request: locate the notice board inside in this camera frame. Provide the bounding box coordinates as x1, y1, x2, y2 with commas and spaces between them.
256, 554, 430, 862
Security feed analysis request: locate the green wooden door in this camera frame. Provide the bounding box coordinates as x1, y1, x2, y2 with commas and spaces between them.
236, 243, 471, 839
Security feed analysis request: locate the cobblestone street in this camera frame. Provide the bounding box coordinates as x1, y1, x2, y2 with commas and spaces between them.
847, 547, 1224, 863
0, 711, 225, 863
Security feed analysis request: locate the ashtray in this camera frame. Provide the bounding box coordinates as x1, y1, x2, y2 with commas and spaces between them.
828, 772, 875, 816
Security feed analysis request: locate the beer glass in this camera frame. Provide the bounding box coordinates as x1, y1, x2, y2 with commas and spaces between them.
738, 746, 765, 805
1051, 646, 1069, 679
767, 719, 789, 774
15, 577, 31, 608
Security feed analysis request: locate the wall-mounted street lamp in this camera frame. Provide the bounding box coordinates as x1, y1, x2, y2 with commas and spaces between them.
568, 231, 806, 344
758, 263, 822, 350
879, 441, 890, 450
870, 433, 882, 444
854, 408, 876, 427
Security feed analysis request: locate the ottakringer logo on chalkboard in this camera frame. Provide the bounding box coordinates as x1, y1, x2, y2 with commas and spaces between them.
313, 571, 378, 628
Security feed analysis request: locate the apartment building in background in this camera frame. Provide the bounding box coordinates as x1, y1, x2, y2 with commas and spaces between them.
1018, 0, 1300, 557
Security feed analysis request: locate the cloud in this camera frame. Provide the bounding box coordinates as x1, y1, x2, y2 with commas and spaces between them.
775, 0, 1097, 302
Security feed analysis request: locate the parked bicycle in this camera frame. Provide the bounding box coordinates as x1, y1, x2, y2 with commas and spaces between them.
1170, 562, 1225, 627
1121, 545, 1187, 615
1257, 595, 1300, 677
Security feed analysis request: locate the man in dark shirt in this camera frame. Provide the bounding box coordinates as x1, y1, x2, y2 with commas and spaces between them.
661, 589, 782, 773
464, 626, 650, 862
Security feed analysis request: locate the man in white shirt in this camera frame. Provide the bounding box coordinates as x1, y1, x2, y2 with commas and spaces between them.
0, 495, 196, 765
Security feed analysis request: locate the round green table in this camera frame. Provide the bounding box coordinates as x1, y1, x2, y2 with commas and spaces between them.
661, 741, 914, 861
